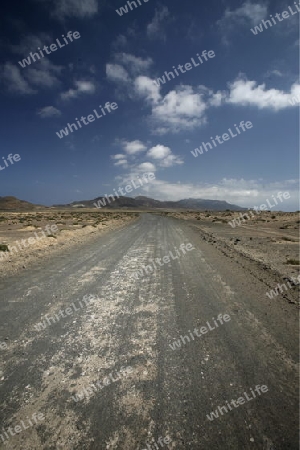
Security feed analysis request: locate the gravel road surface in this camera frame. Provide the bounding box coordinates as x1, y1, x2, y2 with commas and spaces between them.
0, 214, 298, 449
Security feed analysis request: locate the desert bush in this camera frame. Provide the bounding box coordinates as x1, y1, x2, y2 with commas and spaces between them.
286, 259, 300, 265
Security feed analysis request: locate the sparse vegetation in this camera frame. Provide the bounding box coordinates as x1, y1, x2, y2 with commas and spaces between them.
0, 244, 9, 252
286, 259, 300, 265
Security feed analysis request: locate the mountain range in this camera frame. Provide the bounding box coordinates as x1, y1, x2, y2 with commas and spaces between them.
0, 195, 245, 211
54, 196, 245, 211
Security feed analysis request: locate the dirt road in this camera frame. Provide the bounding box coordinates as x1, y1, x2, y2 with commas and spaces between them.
0, 214, 298, 449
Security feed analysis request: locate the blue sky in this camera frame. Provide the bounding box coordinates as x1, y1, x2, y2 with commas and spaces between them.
0, 0, 299, 209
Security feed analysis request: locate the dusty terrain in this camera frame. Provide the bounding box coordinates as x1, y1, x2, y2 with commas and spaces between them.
0, 210, 139, 278
0, 213, 298, 449
158, 210, 300, 304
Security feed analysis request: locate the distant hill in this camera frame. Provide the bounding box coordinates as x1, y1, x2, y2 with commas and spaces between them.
54, 195, 245, 211
0, 195, 245, 211
0, 196, 43, 211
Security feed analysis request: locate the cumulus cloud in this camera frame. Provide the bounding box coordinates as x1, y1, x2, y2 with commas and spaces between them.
137, 162, 156, 172
132, 178, 298, 210
114, 53, 153, 74
37, 105, 61, 118
37, 0, 99, 20
219, 1, 267, 26
111, 154, 126, 160
147, 6, 171, 40
10, 33, 52, 55
152, 85, 208, 133
217, 1, 268, 45
106, 64, 129, 83
134, 76, 161, 103
25, 59, 63, 88
226, 76, 300, 110
147, 144, 183, 167
134, 72, 300, 133
159, 154, 183, 167
147, 145, 171, 159
0, 44, 63, 94
61, 80, 96, 100
122, 140, 147, 155
114, 159, 128, 167
135, 78, 209, 134
0, 63, 36, 94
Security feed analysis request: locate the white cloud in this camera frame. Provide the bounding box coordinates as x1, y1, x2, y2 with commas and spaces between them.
115, 53, 153, 74
221, 1, 267, 25
0, 63, 36, 94
217, 1, 267, 45
135, 78, 222, 134
10, 33, 52, 55
154, 86, 207, 127
131, 72, 300, 134
147, 145, 171, 159
226, 76, 300, 110
147, 145, 183, 166
61, 80, 95, 100
25, 59, 63, 88
111, 154, 126, 160
106, 64, 129, 83
114, 159, 128, 167
159, 154, 183, 167
38, 0, 98, 20
122, 140, 147, 155
133, 178, 298, 210
37, 106, 61, 118
147, 6, 170, 40
134, 76, 161, 103
208, 90, 227, 106
151, 85, 209, 134
137, 162, 156, 172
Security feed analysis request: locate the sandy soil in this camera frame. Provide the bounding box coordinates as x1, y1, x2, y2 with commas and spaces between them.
157, 210, 300, 304
0, 213, 298, 449
0, 210, 138, 278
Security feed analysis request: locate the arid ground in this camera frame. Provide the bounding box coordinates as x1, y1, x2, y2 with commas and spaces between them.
0, 210, 299, 449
